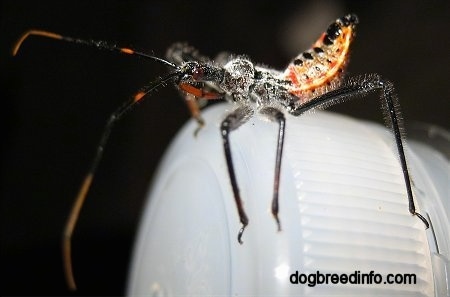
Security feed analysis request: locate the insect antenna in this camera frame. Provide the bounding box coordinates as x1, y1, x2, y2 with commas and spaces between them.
12, 29, 177, 69
13, 29, 184, 290
62, 70, 181, 290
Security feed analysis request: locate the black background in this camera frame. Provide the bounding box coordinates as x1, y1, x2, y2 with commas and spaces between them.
1, 1, 449, 296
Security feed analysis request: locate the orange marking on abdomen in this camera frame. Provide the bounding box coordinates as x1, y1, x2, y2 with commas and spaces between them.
283, 24, 354, 100
287, 68, 299, 86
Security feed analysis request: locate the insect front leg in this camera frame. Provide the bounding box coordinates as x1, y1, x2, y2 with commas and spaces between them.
166, 43, 226, 134
290, 74, 429, 229
259, 107, 286, 232
178, 83, 224, 135
183, 92, 206, 135
221, 105, 254, 244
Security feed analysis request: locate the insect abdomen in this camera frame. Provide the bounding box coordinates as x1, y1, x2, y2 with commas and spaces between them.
283, 14, 358, 103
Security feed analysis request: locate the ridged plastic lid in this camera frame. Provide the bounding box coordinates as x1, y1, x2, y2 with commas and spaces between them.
127, 103, 448, 296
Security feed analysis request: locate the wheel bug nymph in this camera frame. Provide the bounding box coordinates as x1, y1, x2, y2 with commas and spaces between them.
13, 13, 429, 290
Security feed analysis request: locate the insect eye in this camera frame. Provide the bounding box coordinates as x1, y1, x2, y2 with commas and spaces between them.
192, 67, 204, 80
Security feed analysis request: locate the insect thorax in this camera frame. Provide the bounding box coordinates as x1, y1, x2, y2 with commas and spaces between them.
220, 58, 298, 111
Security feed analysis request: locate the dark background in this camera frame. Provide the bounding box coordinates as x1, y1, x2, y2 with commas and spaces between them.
1, 1, 448, 296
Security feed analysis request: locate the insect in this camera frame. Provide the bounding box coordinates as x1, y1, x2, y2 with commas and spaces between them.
13, 13, 429, 290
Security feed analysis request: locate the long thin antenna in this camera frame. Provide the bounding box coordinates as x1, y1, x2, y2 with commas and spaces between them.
12, 29, 177, 69
61, 70, 181, 290
14, 30, 183, 290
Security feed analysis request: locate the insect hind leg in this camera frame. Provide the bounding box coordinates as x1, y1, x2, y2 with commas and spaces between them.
290, 74, 429, 229
259, 106, 286, 232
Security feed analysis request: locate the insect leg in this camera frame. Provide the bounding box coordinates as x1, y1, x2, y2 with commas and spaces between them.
221, 106, 254, 244
184, 93, 206, 134
165, 44, 228, 134
259, 107, 286, 232
290, 74, 429, 229
178, 83, 224, 135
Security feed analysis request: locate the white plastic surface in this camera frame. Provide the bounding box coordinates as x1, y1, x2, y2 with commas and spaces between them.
127, 103, 449, 296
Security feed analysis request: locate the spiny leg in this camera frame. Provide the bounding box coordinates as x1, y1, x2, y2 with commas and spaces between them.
290, 74, 429, 229
259, 107, 286, 232
221, 106, 254, 244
